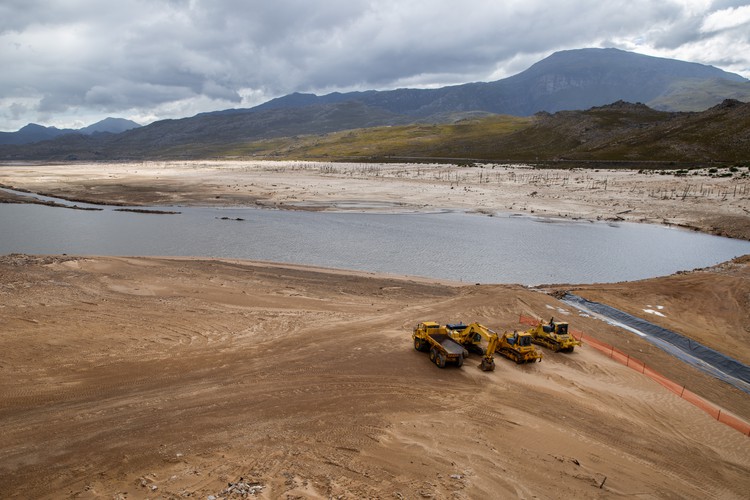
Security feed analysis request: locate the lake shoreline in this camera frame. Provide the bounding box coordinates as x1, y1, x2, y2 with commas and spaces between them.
2, 160, 749, 241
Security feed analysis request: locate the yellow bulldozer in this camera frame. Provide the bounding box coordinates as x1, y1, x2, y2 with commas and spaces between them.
449, 322, 542, 366
526, 317, 581, 353
496, 329, 543, 364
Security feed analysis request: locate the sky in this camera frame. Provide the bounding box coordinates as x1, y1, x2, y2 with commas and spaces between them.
2, 0, 750, 132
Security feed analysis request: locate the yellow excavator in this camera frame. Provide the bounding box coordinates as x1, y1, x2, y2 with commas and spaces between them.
447, 322, 499, 371
447, 322, 491, 355
526, 317, 581, 353
479, 332, 500, 371
450, 322, 541, 366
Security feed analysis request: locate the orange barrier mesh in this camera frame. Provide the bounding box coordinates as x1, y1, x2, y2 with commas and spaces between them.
719, 412, 750, 436
518, 314, 750, 436
611, 347, 630, 366
518, 314, 538, 327
681, 388, 721, 420
643, 366, 684, 396
579, 334, 612, 356
626, 356, 646, 373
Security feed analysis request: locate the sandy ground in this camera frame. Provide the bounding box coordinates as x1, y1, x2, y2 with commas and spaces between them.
1, 160, 749, 239
0, 254, 749, 499
1, 161, 749, 498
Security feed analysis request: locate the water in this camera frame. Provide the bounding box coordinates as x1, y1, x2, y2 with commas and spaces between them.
2, 191, 749, 284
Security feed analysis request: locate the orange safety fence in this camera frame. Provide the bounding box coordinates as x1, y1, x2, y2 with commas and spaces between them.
518, 314, 750, 437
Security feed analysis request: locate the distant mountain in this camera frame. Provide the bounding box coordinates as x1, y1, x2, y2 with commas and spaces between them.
483, 99, 750, 163
252, 48, 749, 116
0, 101, 410, 160
0, 123, 74, 145
0, 117, 141, 145
79, 117, 141, 135
202, 99, 750, 164
3, 100, 749, 163
1, 48, 748, 160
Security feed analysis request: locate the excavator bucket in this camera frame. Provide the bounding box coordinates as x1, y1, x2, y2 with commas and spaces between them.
480, 357, 495, 371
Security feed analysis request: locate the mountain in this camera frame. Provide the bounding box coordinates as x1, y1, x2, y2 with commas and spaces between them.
199, 99, 750, 164
4, 100, 749, 164
0, 123, 75, 145
252, 48, 749, 117
1, 48, 748, 161
0, 117, 141, 145
481, 99, 750, 163
0, 101, 410, 160
78, 117, 141, 135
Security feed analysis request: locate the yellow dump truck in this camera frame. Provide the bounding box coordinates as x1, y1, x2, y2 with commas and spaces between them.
413, 322, 469, 368
526, 318, 581, 353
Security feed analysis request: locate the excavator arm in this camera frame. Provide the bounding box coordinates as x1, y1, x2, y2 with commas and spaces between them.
480, 333, 499, 371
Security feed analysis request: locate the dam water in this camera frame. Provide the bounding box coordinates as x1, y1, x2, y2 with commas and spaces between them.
1, 189, 749, 285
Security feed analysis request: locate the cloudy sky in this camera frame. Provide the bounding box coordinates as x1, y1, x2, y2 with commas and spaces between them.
2, 0, 750, 131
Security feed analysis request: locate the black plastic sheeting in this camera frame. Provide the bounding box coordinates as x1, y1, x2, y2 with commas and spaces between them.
562, 294, 750, 394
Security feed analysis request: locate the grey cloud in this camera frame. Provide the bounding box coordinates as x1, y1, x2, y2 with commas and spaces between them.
83, 82, 196, 110
9, 102, 30, 120
0, 0, 748, 131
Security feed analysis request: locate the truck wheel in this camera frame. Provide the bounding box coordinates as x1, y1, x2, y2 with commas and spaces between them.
456, 354, 464, 368
414, 338, 424, 351
436, 352, 446, 368
429, 347, 437, 362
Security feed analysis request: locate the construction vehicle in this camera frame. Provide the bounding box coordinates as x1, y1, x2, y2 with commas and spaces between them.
446, 322, 500, 371
496, 329, 543, 364
413, 322, 469, 368
526, 317, 581, 353
480, 330, 500, 371
448, 322, 495, 355
449, 322, 540, 366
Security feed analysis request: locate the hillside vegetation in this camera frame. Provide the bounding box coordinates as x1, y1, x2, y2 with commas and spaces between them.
2, 100, 748, 165
222, 115, 532, 160
215, 100, 750, 165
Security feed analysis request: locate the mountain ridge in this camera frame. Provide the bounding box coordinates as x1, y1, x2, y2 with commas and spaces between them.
249, 48, 749, 117
0, 117, 141, 145
1, 48, 749, 161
